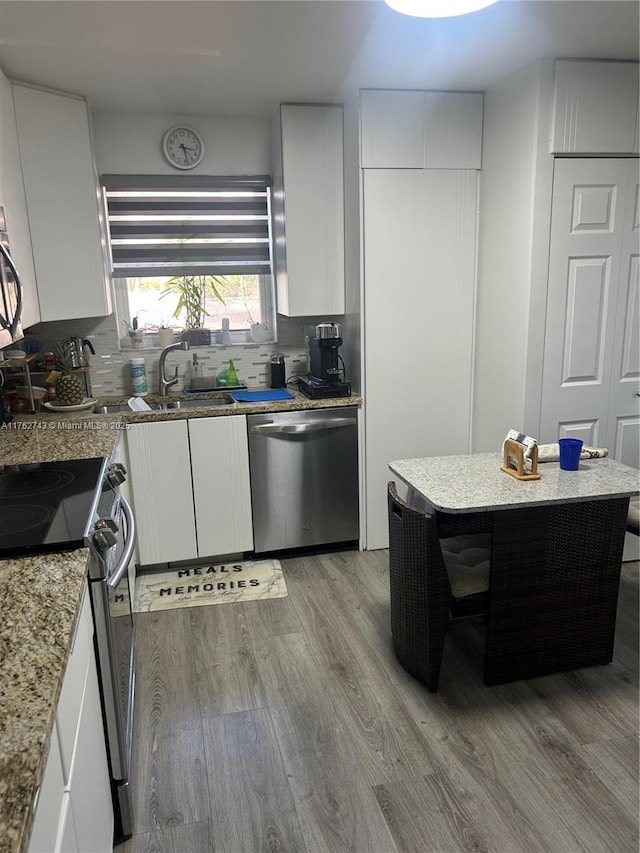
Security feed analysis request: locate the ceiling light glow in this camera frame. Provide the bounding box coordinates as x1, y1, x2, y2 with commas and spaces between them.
384, 0, 499, 18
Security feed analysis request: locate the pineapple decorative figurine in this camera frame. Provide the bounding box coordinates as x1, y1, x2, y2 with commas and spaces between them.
54, 341, 85, 406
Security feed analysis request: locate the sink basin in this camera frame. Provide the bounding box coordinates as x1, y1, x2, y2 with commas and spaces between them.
94, 395, 235, 415
155, 396, 235, 410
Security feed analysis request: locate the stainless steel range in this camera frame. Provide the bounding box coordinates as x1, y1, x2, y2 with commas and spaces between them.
0, 455, 137, 841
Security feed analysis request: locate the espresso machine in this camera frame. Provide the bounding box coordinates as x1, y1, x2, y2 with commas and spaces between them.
298, 322, 352, 399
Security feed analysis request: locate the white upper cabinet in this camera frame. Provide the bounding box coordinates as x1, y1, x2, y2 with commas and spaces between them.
360, 89, 483, 169
551, 60, 639, 154
0, 70, 40, 328
360, 90, 425, 168
272, 104, 345, 316
12, 82, 112, 321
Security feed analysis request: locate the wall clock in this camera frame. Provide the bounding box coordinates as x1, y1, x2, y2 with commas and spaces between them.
162, 126, 205, 170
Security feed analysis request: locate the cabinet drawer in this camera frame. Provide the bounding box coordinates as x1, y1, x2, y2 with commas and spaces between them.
56, 589, 92, 784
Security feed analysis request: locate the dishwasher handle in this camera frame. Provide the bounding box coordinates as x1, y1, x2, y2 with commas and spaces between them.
250, 417, 357, 436
107, 496, 136, 590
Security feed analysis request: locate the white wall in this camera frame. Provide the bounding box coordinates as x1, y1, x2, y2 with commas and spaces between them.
92, 112, 271, 175
473, 61, 551, 451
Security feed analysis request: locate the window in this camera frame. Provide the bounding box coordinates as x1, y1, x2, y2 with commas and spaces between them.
101, 174, 275, 344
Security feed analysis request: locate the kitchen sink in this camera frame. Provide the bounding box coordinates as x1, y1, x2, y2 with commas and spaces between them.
94, 395, 235, 415
156, 396, 235, 410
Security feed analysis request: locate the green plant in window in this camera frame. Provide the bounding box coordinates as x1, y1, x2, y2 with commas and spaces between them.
159, 275, 226, 329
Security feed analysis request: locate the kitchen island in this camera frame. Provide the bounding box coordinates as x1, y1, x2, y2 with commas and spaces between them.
390, 452, 639, 685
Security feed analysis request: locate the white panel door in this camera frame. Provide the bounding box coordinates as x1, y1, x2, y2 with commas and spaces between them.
540, 158, 640, 456
126, 420, 198, 565
363, 169, 477, 550
609, 163, 640, 468
189, 415, 254, 557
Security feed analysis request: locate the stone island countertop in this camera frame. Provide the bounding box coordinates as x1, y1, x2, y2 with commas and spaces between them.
0, 387, 362, 851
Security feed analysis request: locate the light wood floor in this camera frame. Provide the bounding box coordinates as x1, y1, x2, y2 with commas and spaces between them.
119, 551, 639, 853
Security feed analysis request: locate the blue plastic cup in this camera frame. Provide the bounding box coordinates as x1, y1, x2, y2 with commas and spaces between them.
558, 438, 584, 470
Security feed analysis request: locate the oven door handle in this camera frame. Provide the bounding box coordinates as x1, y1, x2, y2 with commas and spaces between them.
107, 496, 136, 590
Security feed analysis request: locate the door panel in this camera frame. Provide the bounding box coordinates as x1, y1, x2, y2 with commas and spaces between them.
540, 158, 639, 455
608, 163, 640, 460
615, 416, 640, 469
561, 257, 611, 384
557, 419, 600, 445
363, 169, 477, 549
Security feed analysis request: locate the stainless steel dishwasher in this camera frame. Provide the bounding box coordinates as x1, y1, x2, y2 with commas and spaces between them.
247, 407, 359, 552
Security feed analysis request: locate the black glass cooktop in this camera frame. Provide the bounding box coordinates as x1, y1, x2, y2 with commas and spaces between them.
0, 457, 106, 557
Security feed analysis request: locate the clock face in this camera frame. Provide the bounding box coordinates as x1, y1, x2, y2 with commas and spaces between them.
162, 126, 204, 170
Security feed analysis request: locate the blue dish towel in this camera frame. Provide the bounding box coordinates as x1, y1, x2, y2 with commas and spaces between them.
232, 389, 294, 402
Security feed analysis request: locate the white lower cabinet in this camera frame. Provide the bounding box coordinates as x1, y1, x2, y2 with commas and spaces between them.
28, 728, 66, 853
29, 590, 113, 853
126, 419, 198, 565
189, 416, 254, 557
127, 415, 253, 566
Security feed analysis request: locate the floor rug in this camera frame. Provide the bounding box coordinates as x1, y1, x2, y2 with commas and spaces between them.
134, 559, 287, 613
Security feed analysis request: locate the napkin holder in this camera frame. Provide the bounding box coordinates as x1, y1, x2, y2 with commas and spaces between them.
501, 438, 541, 481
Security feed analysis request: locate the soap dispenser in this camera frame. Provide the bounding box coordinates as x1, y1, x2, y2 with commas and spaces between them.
227, 359, 239, 387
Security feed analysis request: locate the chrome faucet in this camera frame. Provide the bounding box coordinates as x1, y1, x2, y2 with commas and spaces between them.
158, 341, 190, 396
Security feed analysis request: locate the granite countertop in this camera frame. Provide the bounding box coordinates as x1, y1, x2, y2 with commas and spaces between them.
0, 386, 362, 852
92, 387, 362, 423
0, 549, 90, 853
390, 452, 640, 513
1, 388, 361, 465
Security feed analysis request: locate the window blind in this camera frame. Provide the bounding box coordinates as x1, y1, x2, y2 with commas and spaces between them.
101, 174, 272, 278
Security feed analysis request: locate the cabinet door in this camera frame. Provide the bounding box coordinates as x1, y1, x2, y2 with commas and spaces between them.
56, 588, 93, 783
68, 652, 113, 853
28, 728, 65, 853
58, 794, 79, 853
274, 104, 345, 316
0, 71, 39, 328
552, 61, 639, 154
423, 92, 483, 169
360, 90, 483, 169
189, 415, 254, 557
363, 169, 477, 550
360, 90, 425, 168
126, 420, 198, 565
12, 83, 111, 321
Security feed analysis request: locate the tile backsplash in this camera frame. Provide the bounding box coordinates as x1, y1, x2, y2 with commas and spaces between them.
23, 313, 334, 397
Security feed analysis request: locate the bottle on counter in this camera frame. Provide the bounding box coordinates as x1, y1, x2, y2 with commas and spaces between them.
190, 353, 203, 382
227, 359, 239, 387
129, 357, 148, 396
220, 318, 232, 346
